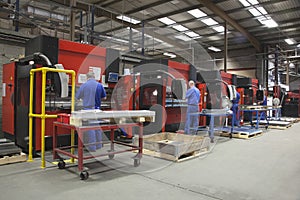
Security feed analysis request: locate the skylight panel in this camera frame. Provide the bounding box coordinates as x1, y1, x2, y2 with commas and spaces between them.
187, 9, 207, 18
201, 18, 218, 26
212, 26, 224, 33
172, 25, 188, 32
185, 31, 200, 38
258, 17, 278, 28
249, 7, 267, 16
158, 17, 176, 25
239, 0, 250, 7
174, 35, 191, 41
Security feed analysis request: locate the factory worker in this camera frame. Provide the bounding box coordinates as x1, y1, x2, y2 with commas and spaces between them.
76, 71, 106, 152
231, 91, 241, 126
184, 80, 200, 134
258, 89, 267, 120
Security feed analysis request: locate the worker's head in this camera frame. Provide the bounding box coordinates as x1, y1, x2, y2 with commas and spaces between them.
86, 71, 95, 79
188, 80, 195, 88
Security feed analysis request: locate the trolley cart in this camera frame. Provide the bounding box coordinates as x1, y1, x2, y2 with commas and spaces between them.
52, 122, 143, 180
188, 109, 234, 143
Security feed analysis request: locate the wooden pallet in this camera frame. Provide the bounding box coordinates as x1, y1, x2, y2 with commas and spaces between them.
220, 131, 263, 139
141, 148, 208, 162
0, 152, 27, 165
268, 124, 292, 130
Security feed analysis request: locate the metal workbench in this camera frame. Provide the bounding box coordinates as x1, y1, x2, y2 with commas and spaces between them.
52, 121, 143, 180
188, 109, 234, 143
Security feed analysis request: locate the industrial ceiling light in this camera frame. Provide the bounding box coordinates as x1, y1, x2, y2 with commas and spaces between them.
163, 52, 176, 58
187, 9, 207, 18
208, 46, 221, 52
158, 17, 176, 25
116, 15, 141, 24
285, 39, 295, 45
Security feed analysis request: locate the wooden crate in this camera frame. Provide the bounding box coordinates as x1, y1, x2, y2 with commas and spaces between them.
134, 132, 210, 162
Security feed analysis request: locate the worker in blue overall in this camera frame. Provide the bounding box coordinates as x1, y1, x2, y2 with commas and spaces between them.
231, 91, 240, 126
184, 80, 200, 134
76, 71, 106, 152
258, 89, 267, 120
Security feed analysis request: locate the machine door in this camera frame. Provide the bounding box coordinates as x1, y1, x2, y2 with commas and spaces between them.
139, 75, 165, 134
15, 64, 33, 152
2, 62, 16, 138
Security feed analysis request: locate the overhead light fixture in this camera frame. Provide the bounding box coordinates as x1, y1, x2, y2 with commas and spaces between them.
163, 52, 176, 58
297, 44, 300, 48
201, 18, 218, 26
212, 26, 224, 33
208, 46, 221, 52
285, 38, 295, 45
174, 35, 191, 41
116, 15, 141, 24
172, 24, 188, 32
185, 31, 200, 38
158, 17, 176, 25
187, 9, 207, 18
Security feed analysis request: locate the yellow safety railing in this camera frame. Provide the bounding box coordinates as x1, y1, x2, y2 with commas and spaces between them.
27, 67, 76, 168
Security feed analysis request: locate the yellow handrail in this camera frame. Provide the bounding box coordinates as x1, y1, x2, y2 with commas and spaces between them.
27, 67, 76, 168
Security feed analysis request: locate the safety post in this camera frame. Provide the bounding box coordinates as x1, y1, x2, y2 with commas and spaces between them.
27, 67, 76, 168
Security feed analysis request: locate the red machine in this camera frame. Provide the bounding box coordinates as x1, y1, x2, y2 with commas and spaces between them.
2, 35, 119, 152
112, 59, 196, 134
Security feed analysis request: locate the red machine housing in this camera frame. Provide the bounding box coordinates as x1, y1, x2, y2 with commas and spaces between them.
2, 35, 118, 152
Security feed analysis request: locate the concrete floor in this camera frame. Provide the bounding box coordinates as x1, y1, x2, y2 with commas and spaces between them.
1, 122, 300, 200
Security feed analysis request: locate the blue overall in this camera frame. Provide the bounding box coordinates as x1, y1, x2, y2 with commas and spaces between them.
184, 86, 200, 134
260, 96, 267, 120
76, 78, 106, 151
231, 92, 240, 126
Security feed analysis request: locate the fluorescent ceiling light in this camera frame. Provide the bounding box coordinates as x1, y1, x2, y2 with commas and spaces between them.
163, 52, 176, 58
285, 38, 295, 45
297, 44, 300, 48
201, 18, 218, 26
249, 7, 267, 16
185, 31, 200, 38
208, 46, 221, 52
158, 17, 176, 25
116, 15, 140, 24
212, 26, 224, 33
187, 9, 207, 18
172, 25, 188, 32
258, 17, 278, 28
174, 35, 191, 41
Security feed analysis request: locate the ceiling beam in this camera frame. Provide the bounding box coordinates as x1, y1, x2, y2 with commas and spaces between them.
198, 0, 262, 52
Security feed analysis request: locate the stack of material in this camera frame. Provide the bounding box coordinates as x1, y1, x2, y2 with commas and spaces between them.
0, 139, 26, 165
